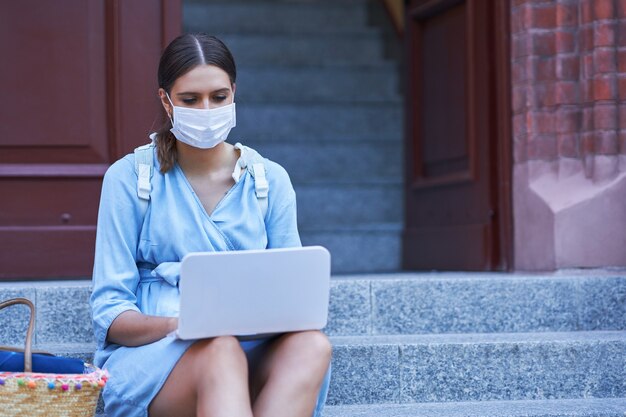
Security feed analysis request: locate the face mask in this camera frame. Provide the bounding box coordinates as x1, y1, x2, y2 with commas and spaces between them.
166, 93, 236, 149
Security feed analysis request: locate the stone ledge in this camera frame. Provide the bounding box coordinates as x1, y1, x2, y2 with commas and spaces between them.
323, 398, 626, 417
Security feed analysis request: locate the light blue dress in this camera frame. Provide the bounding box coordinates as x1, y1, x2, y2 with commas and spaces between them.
90, 143, 330, 417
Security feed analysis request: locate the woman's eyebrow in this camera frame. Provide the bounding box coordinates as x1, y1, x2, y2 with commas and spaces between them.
176, 88, 231, 96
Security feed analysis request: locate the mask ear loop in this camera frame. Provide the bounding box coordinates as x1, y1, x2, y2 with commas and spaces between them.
165, 92, 175, 125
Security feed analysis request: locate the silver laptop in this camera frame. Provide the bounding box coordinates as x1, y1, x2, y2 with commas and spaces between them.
175, 246, 331, 340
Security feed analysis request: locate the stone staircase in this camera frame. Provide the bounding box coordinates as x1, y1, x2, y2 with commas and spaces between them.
183, 0, 404, 274
1, 1, 625, 416
1, 272, 624, 416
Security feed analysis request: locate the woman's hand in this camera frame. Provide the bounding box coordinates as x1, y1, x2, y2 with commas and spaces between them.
107, 310, 179, 347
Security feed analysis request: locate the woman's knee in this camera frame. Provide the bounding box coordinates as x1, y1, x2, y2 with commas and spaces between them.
189, 336, 247, 372
285, 331, 332, 370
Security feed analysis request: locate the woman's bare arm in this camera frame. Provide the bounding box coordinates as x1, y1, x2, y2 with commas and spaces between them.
107, 310, 178, 347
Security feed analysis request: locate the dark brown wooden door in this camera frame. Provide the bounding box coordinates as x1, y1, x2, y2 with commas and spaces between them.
403, 0, 512, 270
0, 0, 181, 279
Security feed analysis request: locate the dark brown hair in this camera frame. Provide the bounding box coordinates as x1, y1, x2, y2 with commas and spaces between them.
155, 33, 236, 173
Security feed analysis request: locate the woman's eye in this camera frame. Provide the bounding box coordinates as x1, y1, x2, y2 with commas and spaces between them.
181, 98, 197, 104
213, 96, 227, 102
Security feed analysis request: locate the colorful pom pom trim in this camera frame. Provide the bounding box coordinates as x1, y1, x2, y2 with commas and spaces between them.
0, 363, 108, 392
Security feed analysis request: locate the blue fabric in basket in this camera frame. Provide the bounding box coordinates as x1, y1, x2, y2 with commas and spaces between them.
0, 350, 85, 374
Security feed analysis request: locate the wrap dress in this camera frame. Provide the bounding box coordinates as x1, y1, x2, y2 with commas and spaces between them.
90, 144, 330, 417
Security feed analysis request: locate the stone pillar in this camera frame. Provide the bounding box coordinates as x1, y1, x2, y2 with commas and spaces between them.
511, 0, 626, 269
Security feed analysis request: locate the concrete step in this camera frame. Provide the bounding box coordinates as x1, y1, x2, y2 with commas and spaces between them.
296, 182, 403, 229
325, 273, 626, 336
29, 331, 626, 405
243, 140, 402, 184
328, 331, 626, 404
2, 274, 624, 345
230, 103, 402, 142
95, 398, 626, 417
184, 0, 370, 35
323, 398, 626, 417
217, 33, 385, 66
301, 225, 403, 273
234, 66, 401, 103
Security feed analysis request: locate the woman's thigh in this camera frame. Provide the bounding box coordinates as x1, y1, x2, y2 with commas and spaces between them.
249, 331, 332, 400
149, 336, 250, 417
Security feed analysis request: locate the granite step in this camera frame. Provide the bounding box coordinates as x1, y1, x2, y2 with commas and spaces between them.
323, 398, 626, 417
183, 0, 370, 35
233, 66, 400, 103
295, 182, 403, 228
29, 330, 626, 405
94, 397, 626, 417
324, 272, 626, 335
1, 273, 624, 346
301, 226, 403, 273
216, 33, 385, 66
243, 140, 402, 184
328, 331, 626, 404
230, 102, 402, 142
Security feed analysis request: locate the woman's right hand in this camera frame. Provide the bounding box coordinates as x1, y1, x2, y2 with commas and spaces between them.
107, 310, 179, 347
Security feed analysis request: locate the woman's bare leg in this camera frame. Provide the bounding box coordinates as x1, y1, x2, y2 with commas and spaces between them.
149, 336, 254, 417
250, 331, 332, 417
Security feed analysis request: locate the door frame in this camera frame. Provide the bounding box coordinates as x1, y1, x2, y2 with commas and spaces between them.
403, 0, 513, 270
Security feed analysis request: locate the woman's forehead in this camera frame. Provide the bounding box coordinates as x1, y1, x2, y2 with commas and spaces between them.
172, 64, 232, 93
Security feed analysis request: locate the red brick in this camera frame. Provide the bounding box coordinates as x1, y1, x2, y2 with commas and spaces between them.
557, 133, 580, 157
556, 2, 578, 27
580, 0, 594, 24
527, 111, 555, 134
530, 32, 556, 56
593, 76, 617, 100
594, 48, 617, 73
619, 76, 626, 99
527, 134, 558, 160
620, 130, 626, 154
556, 30, 576, 53
619, 21, 626, 46
556, 107, 580, 133
594, 0, 615, 20
579, 26, 594, 52
619, 0, 626, 19
593, 103, 618, 129
556, 55, 580, 79
595, 131, 619, 155
526, 3, 556, 29
513, 86, 527, 113
512, 60, 527, 83
595, 21, 616, 47
581, 79, 594, 101
526, 83, 557, 108
555, 81, 579, 104
528, 57, 556, 81
620, 104, 626, 125
512, 34, 529, 59
581, 131, 595, 153
618, 49, 626, 72
513, 113, 527, 137
582, 53, 594, 77
511, 6, 524, 33
581, 106, 594, 130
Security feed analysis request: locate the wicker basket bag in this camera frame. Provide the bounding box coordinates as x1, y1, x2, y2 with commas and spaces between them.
0, 298, 108, 417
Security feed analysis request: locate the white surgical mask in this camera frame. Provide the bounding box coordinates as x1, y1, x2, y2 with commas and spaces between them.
166, 93, 236, 149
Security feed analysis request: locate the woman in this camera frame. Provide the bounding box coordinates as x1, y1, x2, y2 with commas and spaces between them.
90, 33, 332, 417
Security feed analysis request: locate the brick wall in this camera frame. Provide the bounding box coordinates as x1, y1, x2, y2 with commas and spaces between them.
511, 0, 626, 180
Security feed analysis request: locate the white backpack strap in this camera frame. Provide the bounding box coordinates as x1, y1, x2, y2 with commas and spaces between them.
252, 162, 269, 219
233, 143, 269, 219
134, 138, 155, 218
